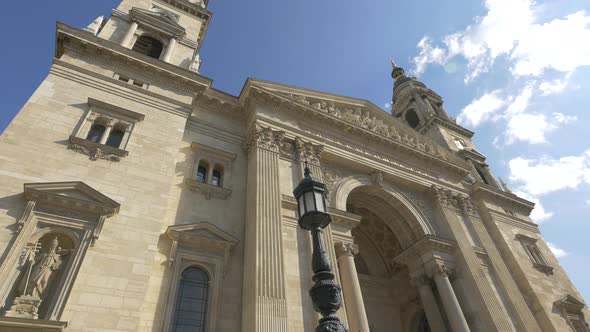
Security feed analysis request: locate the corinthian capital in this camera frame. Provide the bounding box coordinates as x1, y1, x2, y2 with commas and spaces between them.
245, 124, 285, 153
335, 242, 359, 258
294, 137, 324, 163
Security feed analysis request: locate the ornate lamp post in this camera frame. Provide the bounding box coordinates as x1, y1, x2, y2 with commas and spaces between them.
293, 163, 348, 332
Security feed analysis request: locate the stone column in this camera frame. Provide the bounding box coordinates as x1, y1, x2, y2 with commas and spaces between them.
162, 36, 177, 63
458, 196, 541, 331
433, 264, 470, 332
99, 123, 113, 145
412, 275, 447, 332
242, 123, 288, 331
121, 21, 139, 48
431, 185, 517, 331
335, 243, 370, 332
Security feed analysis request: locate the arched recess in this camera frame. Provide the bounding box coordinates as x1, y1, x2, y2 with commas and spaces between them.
329, 174, 436, 241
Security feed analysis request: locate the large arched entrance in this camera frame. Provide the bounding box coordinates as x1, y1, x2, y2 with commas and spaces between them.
345, 184, 431, 331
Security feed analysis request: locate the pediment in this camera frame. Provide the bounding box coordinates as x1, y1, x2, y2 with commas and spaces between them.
24, 182, 120, 216
166, 222, 238, 247
555, 294, 586, 312
242, 79, 470, 177
130, 7, 186, 38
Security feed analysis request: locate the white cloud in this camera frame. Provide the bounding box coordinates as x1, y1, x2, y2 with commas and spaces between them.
505, 113, 550, 144
457, 90, 506, 127
509, 151, 590, 196
547, 242, 569, 259
412, 0, 590, 81
384, 102, 392, 109
539, 76, 569, 96
514, 191, 554, 223
459, 85, 577, 145
586, 199, 590, 206
553, 112, 577, 125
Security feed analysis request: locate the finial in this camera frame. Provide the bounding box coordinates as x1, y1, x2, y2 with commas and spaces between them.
304, 159, 312, 178
391, 59, 396, 69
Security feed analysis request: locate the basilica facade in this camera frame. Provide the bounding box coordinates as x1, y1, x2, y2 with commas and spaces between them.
0, 0, 588, 331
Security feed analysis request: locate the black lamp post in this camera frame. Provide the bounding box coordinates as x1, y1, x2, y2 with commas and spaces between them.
293, 162, 348, 332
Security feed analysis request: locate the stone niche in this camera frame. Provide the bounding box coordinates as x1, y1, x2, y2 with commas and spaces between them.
0, 182, 120, 331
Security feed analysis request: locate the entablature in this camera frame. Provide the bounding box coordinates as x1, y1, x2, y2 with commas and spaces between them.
55, 22, 211, 95
240, 84, 471, 181
471, 182, 535, 217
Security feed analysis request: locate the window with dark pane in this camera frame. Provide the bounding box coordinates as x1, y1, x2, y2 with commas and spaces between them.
405, 109, 420, 129
211, 168, 222, 187
86, 124, 106, 143
196, 161, 208, 183
105, 128, 125, 148
132, 35, 163, 59
172, 267, 209, 332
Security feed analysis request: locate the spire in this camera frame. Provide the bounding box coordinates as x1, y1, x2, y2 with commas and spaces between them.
390, 59, 407, 82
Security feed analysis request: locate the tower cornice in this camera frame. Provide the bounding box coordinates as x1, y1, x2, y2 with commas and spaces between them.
55, 22, 212, 94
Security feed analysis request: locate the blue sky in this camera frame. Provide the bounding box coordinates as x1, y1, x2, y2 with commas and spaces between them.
1, 0, 589, 301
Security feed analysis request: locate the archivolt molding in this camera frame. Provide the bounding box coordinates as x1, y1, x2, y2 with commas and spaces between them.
330, 174, 436, 240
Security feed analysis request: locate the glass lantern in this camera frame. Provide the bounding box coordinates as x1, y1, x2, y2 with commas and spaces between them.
293, 165, 330, 230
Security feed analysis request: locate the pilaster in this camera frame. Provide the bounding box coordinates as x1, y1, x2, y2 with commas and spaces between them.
293, 137, 349, 327
242, 123, 288, 331
430, 185, 516, 331
459, 195, 542, 331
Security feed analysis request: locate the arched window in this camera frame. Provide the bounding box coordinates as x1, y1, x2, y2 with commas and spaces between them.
172, 267, 209, 332
105, 125, 125, 148
132, 35, 164, 59
195, 161, 209, 183
211, 166, 223, 187
86, 124, 106, 143
405, 109, 420, 129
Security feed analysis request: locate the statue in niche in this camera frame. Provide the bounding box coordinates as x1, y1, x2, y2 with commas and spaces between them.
5, 236, 70, 319
17, 237, 67, 299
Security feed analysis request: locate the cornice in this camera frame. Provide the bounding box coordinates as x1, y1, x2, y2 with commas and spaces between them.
113, 2, 211, 51
243, 86, 470, 178
419, 116, 474, 138
55, 22, 211, 94
394, 235, 456, 266
51, 60, 192, 118
471, 182, 535, 216
24, 182, 120, 217
129, 7, 186, 39
88, 98, 145, 122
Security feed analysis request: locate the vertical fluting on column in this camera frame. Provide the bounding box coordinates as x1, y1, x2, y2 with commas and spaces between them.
411, 274, 447, 332
430, 186, 516, 331
294, 138, 349, 327
242, 124, 288, 331
432, 264, 470, 332
335, 243, 370, 332
459, 196, 542, 332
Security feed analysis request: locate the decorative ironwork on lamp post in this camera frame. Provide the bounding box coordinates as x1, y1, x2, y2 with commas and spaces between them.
293, 162, 348, 332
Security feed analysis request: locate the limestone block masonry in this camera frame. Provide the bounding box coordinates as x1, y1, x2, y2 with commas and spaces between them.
0, 1, 588, 331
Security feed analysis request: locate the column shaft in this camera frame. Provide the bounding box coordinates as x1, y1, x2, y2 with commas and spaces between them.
415, 279, 447, 332
336, 244, 370, 332
99, 125, 113, 145
242, 124, 288, 331
162, 37, 177, 63
121, 21, 138, 48
434, 271, 470, 332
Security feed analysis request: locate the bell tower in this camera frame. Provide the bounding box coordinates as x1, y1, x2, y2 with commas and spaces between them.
391, 61, 501, 188
85, 0, 212, 73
